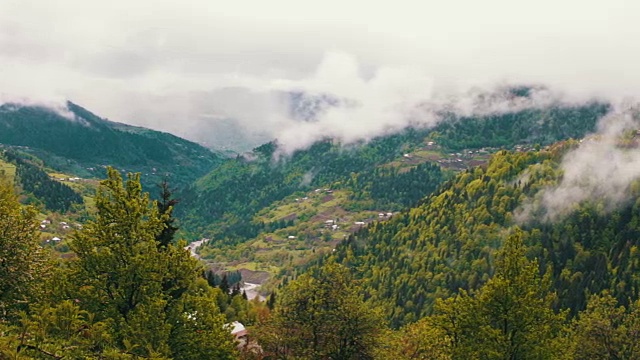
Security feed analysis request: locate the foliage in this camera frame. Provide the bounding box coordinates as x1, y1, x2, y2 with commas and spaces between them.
156, 178, 179, 248
572, 291, 640, 359
0, 178, 47, 320
3, 150, 83, 212
346, 162, 448, 210
433, 229, 570, 359
333, 149, 544, 326
256, 261, 385, 359
432, 102, 609, 151
63, 167, 236, 358
182, 101, 608, 258
0, 102, 222, 191
374, 317, 451, 360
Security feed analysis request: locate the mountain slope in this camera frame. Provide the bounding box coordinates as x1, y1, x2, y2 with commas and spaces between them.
180, 101, 608, 241
330, 141, 640, 327
0, 101, 224, 190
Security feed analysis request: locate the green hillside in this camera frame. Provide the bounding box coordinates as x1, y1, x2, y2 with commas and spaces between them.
0, 102, 224, 190
4, 98, 640, 359
328, 141, 640, 328
180, 102, 608, 266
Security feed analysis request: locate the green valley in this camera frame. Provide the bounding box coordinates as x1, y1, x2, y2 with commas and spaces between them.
182, 101, 609, 288
4, 98, 640, 359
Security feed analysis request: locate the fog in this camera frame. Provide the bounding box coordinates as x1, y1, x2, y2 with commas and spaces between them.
2, 0, 640, 152
516, 105, 640, 223
3, 0, 640, 219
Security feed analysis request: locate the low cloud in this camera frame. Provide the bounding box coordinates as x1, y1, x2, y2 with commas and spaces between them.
267, 54, 585, 155
516, 105, 640, 223
2, 0, 640, 153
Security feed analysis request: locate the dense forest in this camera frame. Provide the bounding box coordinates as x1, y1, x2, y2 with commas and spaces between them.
345, 162, 449, 211
432, 102, 610, 150
0, 102, 223, 190
0, 169, 265, 359
252, 141, 640, 359
2, 150, 83, 212
4, 145, 640, 358
179, 101, 608, 246
327, 144, 640, 328
4, 98, 640, 359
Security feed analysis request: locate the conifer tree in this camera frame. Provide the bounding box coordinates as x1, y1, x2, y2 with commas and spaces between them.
156, 178, 179, 248
434, 228, 571, 359
68, 167, 236, 358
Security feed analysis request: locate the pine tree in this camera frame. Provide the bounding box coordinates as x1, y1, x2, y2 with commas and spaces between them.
68, 167, 236, 358
434, 228, 571, 359
156, 178, 179, 248
266, 291, 277, 310
220, 274, 230, 295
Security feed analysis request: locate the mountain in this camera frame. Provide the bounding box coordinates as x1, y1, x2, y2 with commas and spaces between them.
328, 140, 640, 327
179, 101, 609, 283
0, 101, 224, 190
286, 91, 346, 122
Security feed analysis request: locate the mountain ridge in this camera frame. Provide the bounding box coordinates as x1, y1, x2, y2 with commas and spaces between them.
0, 101, 225, 190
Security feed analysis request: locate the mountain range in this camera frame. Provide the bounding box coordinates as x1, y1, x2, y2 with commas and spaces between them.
5, 94, 640, 358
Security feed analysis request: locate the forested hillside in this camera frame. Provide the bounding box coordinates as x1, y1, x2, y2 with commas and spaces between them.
0, 169, 263, 359
181, 101, 608, 247
0, 102, 223, 190
3, 149, 83, 213
328, 142, 640, 329
252, 133, 640, 359
4, 115, 640, 358
433, 102, 610, 150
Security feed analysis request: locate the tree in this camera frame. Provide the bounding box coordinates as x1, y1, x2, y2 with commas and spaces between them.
0, 178, 47, 320
375, 317, 451, 360
257, 261, 384, 359
434, 228, 570, 359
2, 300, 119, 359
156, 178, 179, 248
572, 291, 640, 359
68, 168, 236, 358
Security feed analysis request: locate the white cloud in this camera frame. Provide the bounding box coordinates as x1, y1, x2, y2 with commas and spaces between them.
1, 0, 640, 151
516, 105, 640, 223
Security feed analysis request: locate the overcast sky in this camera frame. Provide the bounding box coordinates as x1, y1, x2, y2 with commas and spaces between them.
2, 0, 639, 150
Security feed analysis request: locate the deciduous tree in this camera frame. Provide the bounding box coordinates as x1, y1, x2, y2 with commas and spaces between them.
0, 178, 47, 320
258, 261, 384, 359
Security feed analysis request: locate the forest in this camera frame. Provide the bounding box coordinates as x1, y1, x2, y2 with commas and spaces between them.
2, 150, 83, 213
0, 102, 222, 190
4, 144, 640, 359
178, 101, 608, 245
3, 98, 640, 359
255, 143, 640, 359
0, 169, 262, 359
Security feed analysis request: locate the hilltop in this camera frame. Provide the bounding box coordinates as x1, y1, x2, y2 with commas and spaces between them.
0, 101, 224, 190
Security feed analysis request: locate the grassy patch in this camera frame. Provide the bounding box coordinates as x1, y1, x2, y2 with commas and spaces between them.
0, 159, 16, 182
